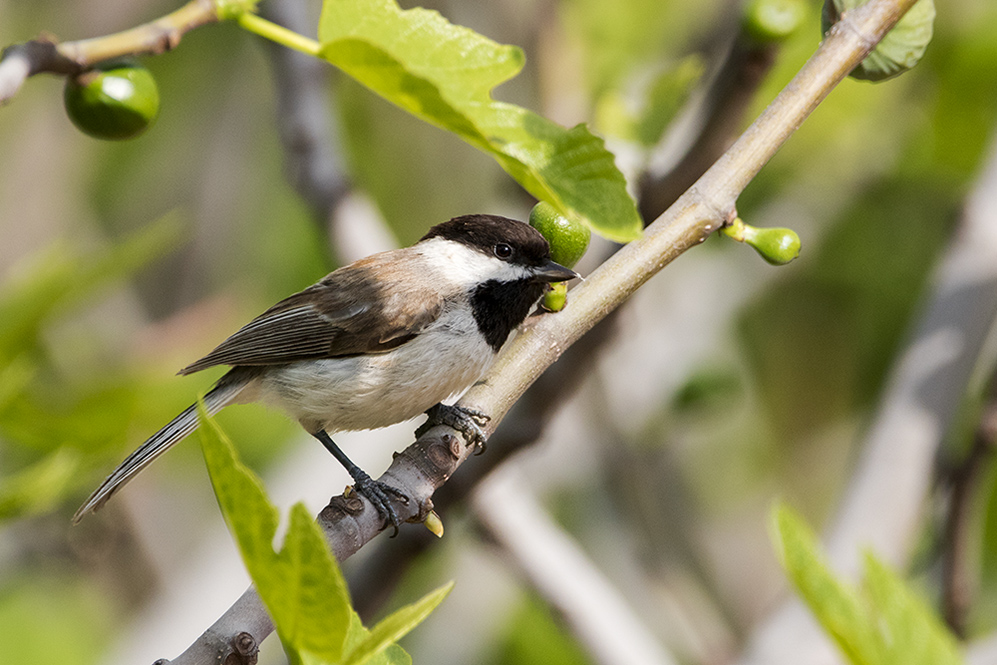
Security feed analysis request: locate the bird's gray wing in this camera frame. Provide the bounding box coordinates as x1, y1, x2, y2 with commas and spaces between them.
179, 254, 445, 375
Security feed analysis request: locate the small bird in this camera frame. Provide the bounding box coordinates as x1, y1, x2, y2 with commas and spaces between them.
74, 214, 578, 529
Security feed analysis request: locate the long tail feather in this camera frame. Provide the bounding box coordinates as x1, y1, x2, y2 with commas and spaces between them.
73, 379, 246, 523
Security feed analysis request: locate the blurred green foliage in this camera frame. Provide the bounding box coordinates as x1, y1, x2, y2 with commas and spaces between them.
489, 594, 594, 665
0, 217, 183, 506
560, 0, 686, 98
0, 574, 115, 665
594, 55, 705, 147
773, 504, 963, 665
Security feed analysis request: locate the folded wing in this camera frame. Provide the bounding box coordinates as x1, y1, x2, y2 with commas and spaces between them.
179, 254, 445, 374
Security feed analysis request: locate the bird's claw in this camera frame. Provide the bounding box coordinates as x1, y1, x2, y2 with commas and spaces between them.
418, 403, 490, 453
349, 472, 410, 537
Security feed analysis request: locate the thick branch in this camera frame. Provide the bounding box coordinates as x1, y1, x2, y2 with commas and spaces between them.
460, 0, 919, 427
347, 10, 793, 624
350, 309, 617, 618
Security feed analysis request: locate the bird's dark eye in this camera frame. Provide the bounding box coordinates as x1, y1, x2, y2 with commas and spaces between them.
494, 243, 513, 259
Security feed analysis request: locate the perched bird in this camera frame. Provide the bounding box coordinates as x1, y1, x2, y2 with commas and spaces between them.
74, 214, 578, 529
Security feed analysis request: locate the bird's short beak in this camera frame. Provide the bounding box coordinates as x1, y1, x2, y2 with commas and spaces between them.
534, 260, 580, 283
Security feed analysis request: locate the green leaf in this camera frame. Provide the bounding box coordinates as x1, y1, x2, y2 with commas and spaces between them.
318, 0, 641, 242
342, 612, 410, 665
343, 582, 454, 665
771, 504, 966, 665
771, 504, 882, 665
862, 554, 962, 665
0, 448, 80, 520
197, 403, 351, 664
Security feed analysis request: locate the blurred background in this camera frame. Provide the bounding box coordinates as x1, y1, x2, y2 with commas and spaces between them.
2, 0, 997, 663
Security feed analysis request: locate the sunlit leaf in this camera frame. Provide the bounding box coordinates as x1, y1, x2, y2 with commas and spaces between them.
318, 0, 641, 242
343, 582, 453, 665
198, 403, 351, 664
771, 504, 882, 665
342, 611, 410, 665
863, 554, 962, 665
198, 405, 447, 665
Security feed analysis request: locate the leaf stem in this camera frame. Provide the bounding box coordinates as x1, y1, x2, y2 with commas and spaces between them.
236, 13, 321, 58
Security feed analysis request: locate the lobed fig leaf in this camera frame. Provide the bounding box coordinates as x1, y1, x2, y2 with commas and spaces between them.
318, 0, 642, 242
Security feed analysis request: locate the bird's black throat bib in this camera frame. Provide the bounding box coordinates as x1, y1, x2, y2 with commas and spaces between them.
470, 279, 546, 352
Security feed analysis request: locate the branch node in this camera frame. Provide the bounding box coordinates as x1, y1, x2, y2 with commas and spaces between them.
435, 433, 462, 463
226, 632, 259, 665
342, 491, 366, 516
415, 497, 435, 523
157, 27, 184, 54
828, 8, 881, 54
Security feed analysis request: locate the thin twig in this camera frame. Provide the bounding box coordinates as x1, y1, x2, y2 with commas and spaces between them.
167, 0, 922, 661
0, 0, 223, 104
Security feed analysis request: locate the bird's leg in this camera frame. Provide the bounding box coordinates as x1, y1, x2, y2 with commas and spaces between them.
312, 429, 408, 535
417, 403, 491, 454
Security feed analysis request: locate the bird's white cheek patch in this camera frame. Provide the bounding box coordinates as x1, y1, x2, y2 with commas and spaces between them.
416, 237, 534, 286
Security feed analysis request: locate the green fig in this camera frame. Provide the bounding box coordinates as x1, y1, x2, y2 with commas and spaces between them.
528, 202, 591, 269
64, 62, 159, 140
722, 217, 801, 265
741, 225, 801, 265
542, 281, 569, 313
742, 0, 806, 44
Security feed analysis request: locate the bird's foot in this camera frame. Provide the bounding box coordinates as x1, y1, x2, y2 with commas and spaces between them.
418, 403, 490, 454
313, 428, 409, 536
347, 468, 410, 537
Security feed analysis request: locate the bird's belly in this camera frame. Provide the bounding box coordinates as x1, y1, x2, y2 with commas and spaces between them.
257, 329, 496, 433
